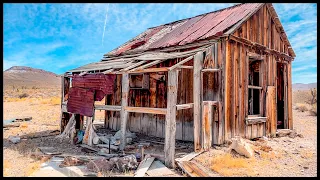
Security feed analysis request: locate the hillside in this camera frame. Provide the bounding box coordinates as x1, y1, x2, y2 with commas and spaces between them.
292, 83, 317, 91
3, 66, 61, 89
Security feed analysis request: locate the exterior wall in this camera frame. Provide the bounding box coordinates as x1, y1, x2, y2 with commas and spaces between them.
104, 56, 195, 141
224, 4, 293, 140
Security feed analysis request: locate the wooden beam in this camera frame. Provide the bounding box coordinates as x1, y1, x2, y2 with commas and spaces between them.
124, 107, 167, 115
202, 101, 213, 151
120, 73, 129, 151
266, 86, 276, 137
201, 68, 221, 72
128, 67, 169, 73
179, 65, 193, 69
245, 117, 267, 125
287, 62, 293, 130
229, 35, 294, 61
94, 105, 121, 111
176, 103, 194, 110
164, 70, 178, 168
130, 60, 164, 72
168, 55, 194, 70
248, 85, 263, 90
193, 51, 204, 152
247, 52, 265, 60
120, 61, 146, 72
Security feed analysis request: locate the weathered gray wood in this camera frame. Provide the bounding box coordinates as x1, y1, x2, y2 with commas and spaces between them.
168, 55, 194, 70
202, 101, 213, 151
164, 70, 178, 168
146, 160, 177, 177
120, 73, 129, 151
245, 117, 267, 125
248, 85, 263, 90
176, 103, 194, 110
130, 60, 164, 72
134, 157, 155, 177
128, 67, 169, 73
94, 105, 121, 111
124, 107, 167, 115
179, 65, 193, 69
201, 68, 221, 72
193, 51, 204, 152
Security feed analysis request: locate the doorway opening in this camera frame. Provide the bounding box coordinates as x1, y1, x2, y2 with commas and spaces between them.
276, 62, 286, 129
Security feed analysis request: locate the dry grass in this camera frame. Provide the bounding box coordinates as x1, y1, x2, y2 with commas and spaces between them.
210, 153, 257, 176
24, 162, 42, 177
295, 103, 309, 112
300, 150, 314, 159
309, 104, 317, 116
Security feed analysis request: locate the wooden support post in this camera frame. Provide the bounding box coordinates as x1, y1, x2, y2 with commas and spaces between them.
287, 62, 293, 130
60, 75, 65, 133
164, 70, 178, 168
120, 73, 129, 151
283, 65, 288, 129
202, 101, 212, 151
193, 51, 204, 152
266, 86, 276, 137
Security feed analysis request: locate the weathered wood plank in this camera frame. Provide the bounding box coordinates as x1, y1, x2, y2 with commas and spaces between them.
129, 67, 169, 73
266, 86, 276, 137
120, 73, 129, 151
176, 103, 194, 110
193, 51, 204, 152
124, 107, 167, 115
287, 62, 293, 130
202, 101, 212, 151
164, 70, 178, 168
224, 41, 231, 141
134, 157, 155, 177
94, 105, 122, 111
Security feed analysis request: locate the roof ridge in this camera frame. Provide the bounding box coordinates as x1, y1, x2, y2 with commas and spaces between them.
147, 3, 248, 29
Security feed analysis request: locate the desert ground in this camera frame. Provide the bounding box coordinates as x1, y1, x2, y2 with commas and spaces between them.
3, 87, 317, 177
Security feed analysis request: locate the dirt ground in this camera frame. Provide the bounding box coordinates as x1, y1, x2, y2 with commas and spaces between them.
2, 89, 317, 177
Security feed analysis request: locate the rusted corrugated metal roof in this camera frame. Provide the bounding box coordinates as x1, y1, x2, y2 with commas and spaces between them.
107, 3, 264, 56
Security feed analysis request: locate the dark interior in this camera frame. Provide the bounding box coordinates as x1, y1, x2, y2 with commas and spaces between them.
277, 63, 285, 129
248, 60, 260, 115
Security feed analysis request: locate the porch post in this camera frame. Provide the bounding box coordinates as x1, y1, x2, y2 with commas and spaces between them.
164, 69, 178, 168
120, 73, 129, 151
193, 52, 204, 152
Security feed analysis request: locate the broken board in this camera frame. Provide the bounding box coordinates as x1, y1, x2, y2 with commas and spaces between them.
146, 160, 179, 177
134, 157, 155, 177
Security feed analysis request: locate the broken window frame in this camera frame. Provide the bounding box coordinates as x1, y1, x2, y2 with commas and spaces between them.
247, 55, 264, 117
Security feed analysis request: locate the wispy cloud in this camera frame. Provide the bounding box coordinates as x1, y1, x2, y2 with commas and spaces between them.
3, 3, 317, 83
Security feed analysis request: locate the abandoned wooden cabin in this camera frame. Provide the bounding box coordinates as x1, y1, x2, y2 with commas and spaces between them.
60, 3, 295, 167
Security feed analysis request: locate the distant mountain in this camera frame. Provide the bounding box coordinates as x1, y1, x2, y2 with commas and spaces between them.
3, 66, 61, 89
292, 83, 317, 91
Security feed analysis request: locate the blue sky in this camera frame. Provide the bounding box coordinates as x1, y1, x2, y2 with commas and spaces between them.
3, 3, 317, 83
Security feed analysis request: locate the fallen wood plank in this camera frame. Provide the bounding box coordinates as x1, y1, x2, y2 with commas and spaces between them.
175, 151, 203, 162
146, 160, 178, 177
144, 140, 165, 145
96, 152, 119, 159
14, 117, 32, 122
80, 144, 99, 152
3, 123, 20, 128
134, 157, 155, 177
95, 144, 119, 151
177, 161, 209, 177
21, 131, 60, 139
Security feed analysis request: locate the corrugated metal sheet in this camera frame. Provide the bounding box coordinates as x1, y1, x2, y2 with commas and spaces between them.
72, 73, 116, 101
67, 87, 95, 117
107, 3, 264, 56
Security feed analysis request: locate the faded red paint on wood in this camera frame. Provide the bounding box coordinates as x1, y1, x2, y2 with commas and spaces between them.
67, 87, 95, 117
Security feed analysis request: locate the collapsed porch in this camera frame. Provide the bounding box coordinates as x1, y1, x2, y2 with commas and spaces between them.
60, 42, 223, 168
